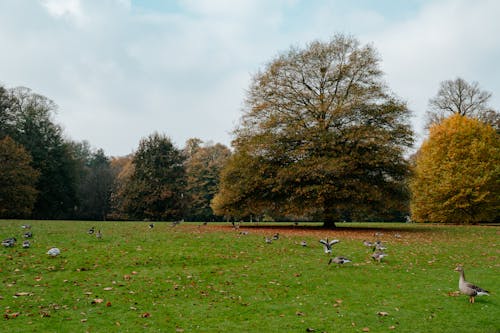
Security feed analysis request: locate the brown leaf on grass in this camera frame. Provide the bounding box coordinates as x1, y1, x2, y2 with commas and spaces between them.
362, 328, 370, 332
389, 326, 396, 330
91, 298, 104, 304
296, 311, 305, 316
35, 276, 42, 281
106, 301, 112, 307
15, 292, 32, 296
103, 287, 113, 291
175, 328, 184, 332
377, 311, 389, 316
81, 318, 87, 322
141, 312, 150, 318
4, 312, 20, 319
306, 328, 315, 332
123, 274, 131, 281
447, 291, 460, 297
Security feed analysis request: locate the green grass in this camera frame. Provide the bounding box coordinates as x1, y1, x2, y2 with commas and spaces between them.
1, 221, 499, 332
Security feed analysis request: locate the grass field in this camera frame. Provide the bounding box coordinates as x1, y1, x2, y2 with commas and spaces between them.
1, 220, 499, 332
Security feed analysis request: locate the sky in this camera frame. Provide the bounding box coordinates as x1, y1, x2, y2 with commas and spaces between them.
0, 0, 499, 156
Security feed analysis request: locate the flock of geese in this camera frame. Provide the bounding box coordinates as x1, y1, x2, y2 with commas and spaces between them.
2, 223, 491, 304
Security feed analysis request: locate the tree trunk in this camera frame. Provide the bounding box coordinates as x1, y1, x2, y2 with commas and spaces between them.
322, 217, 337, 228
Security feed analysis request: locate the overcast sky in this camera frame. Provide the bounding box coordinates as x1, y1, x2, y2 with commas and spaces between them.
1, 0, 498, 156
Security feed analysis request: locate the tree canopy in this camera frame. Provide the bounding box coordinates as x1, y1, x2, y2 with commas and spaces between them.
427, 77, 499, 131
0, 136, 40, 218
212, 34, 414, 227
118, 133, 187, 221
185, 141, 231, 221
410, 114, 500, 223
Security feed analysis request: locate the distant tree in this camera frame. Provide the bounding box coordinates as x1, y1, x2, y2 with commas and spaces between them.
212, 34, 414, 227
427, 77, 499, 131
0, 85, 17, 139
121, 133, 187, 220
0, 136, 40, 218
70, 141, 113, 220
6, 87, 78, 218
183, 137, 203, 158
108, 155, 134, 220
185, 142, 231, 221
411, 115, 500, 223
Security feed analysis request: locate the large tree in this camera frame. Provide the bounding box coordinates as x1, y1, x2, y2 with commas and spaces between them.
427, 77, 499, 131
410, 114, 499, 224
5, 87, 78, 218
212, 34, 414, 227
185, 140, 231, 221
120, 133, 187, 220
0, 136, 40, 218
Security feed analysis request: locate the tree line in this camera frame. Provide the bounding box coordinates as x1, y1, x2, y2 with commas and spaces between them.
1, 34, 498, 225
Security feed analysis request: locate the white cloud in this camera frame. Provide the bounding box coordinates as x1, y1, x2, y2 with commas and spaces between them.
1, 0, 498, 156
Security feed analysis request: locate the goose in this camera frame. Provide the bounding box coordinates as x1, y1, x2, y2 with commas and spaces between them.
24, 231, 33, 238
272, 233, 280, 240
319, 238, 340, 254
21, 224, 31, 229
22, 240, 30, 248
96, 230, 102, 239
148, 223, 154, 229
47, 247, 61, 257
371, 251, 388, 263
300, 240, 308, 247
328, 256, 352, 266
373, 240, 387, 251
363, 240, 374, 247
265, 236, 273, 244
87, 227, 95, 235
2, 237, 16, 247
454, 266, 489, 303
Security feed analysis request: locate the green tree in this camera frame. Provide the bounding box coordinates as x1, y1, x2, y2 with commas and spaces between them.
185, 141, 231, 221
410, 114, 500, 223
213, 35, 414, 227
6, 87, 78, 218
122, 133, 187, 220
70, 141, 113, 220
0, 136, 40, 218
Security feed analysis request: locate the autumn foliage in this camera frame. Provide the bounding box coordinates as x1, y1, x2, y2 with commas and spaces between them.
410, 114, 500, 223
0, 136, 39, 217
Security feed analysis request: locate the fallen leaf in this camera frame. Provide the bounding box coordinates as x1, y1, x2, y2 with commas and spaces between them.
362, 328, 370, 332
296, 311, 305, 316
123, 274, 131, 281
389, 326, 396, 330
175, 328, 184, 332
306, 328, 315, 332
103, 287, 113, 291
91, 298, 104, 304
3, 312, 20, 319
106, 301, 112, 307
81, 319, 87, 322
377, 311, 389, 316
447, 291, 460, 297
15, 292, 32, 296
141, 312, 150, 318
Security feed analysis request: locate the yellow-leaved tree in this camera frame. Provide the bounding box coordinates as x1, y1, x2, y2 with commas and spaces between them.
410, 114, 500, 223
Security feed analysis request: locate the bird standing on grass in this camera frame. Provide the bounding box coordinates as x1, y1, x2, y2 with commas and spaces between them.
22, 240, 30, 248
149, 223, 154, 229
47, 247, 60, 257
87, 227, 95, 235
2, 237, 16, 247
96, 230, 102, 239
371, 251, 387, 263
454, 266, 489, 303
328, 256, 352, 266
319, 238, 340, 254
